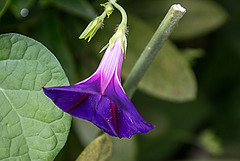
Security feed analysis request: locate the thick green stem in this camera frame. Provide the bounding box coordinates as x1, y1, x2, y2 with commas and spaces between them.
123, 4, 186, 99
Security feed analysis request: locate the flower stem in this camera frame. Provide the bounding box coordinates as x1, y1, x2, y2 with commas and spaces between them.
123, 4, 186, 99
100, 10, 107, 19
110, 0, 127, 32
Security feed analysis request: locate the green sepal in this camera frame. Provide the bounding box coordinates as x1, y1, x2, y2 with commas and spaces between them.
100, 25, 127, 54
79, 14, 105, 42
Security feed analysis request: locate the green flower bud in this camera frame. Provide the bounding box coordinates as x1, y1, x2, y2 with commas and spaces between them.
79, 11, 106, 42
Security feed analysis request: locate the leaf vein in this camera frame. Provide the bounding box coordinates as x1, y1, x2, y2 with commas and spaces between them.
0, 87, 30, 155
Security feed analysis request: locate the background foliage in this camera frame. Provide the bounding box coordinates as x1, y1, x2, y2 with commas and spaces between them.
1, 0, 240, 160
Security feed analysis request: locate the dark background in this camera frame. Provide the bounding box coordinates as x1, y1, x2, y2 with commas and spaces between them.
1, 0, 240, 160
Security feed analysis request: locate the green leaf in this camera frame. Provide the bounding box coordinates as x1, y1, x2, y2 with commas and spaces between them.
39, 0, 96, 20
110, 137, 137, 161
73, 118, 100, 146
198, 129, 223, 155
124, 40, 197, 102
76, 133, 112, 161
9, 0, 35, 18
181, 48, 205, 66
31, 13, 78, 83
0, 0, 10, 18
0, 33, 72, 160
73, 112, 136, 161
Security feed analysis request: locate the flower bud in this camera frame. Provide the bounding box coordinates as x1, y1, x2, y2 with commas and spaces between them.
79, 14, 105, 42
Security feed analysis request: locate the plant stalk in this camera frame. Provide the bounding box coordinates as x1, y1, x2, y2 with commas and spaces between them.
123, 4, 186, 99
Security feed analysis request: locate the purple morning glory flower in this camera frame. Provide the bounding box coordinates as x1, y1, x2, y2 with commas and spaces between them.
43, 39, 154, 138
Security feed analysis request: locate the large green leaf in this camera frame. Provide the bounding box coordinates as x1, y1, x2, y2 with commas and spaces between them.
76, 133, 112, 161
0, 33, 72, 160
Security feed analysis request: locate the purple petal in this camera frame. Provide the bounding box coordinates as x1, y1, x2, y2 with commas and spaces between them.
42, 75, 101, 113
43, 85, 120, 137
43, 76, 154, 138
95, 39, 124, 94
104, 74, 155, 138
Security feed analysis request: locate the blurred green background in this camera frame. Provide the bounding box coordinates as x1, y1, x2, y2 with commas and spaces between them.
1, 0, 240, 160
